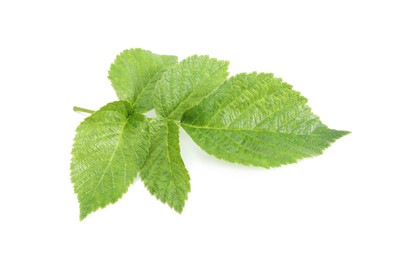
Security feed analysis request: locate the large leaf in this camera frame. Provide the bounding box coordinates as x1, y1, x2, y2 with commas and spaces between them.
181, 73, 349, 168
108, 48, 177, 112
71, 101, 150, 220
153, 55, 229, 120
140, 119, 190, 213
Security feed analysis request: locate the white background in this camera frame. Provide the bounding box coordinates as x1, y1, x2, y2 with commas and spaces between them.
1, 0, 416, 259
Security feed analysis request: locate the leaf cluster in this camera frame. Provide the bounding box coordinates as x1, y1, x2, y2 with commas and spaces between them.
71, 48, 349, 220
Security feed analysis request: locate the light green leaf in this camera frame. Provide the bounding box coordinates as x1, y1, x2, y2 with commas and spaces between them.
153, 55, 229, 120
140, 119, 190, 213
108, 48, 177, 112
71, 101, 150, 220
181, 73, 349, 168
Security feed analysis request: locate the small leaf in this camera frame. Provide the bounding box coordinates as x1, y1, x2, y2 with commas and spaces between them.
181, 73, 349, 168
71, 101, 150, 220
108, 48, 177, 112
140, 119, 190, 213
153, 55, 229, 120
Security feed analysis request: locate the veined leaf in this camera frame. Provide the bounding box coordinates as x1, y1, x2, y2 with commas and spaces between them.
153, 55, 229, 120
140, 119, 190, 213
71, 101, 150, 220
72, 49, 350, 219
108, 48, 177, 112
181, 73, 349, 168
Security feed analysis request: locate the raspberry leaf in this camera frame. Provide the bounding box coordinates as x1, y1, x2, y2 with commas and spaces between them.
181, 73, 349, 168
153, 55, 229, 120
140, 119, 190, 213
71, 101, 150, 219
108, 48, 177, 112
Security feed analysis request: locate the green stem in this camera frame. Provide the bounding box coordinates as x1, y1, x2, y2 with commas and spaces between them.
73, 106, 95, 114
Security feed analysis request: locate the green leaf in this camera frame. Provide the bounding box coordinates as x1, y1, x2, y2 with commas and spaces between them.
153, 55, 229, 120
71, 101, 150, 220
71, 49, 350, 219
108, 48, 177, 112
140, 119, 190, 213
181, 73, 349, 168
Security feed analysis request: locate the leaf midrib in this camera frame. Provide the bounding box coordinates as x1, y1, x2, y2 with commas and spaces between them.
162, 121, 180, 207
181, 123, 327, 136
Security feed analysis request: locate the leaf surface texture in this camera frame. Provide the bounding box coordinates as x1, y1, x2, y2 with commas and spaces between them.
71, 101, 150, 219
108, 48, 177, 112
181, 73, 349, 168
153, 55, 229, 120
140, 119, 190, 212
